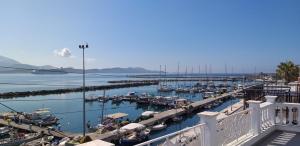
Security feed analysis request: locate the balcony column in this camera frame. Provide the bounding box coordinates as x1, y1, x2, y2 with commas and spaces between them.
198, 111, 219, 146
265, 96, 277, 125
247, 100, 262, 136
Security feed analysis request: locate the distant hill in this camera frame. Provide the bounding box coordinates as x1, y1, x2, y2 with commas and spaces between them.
0, 55, 158, 74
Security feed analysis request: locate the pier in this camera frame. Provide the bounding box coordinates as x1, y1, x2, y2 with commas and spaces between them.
0, 81, 158, 98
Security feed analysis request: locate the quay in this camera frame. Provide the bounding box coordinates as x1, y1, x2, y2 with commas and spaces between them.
0, 81, 158, 98
89, 83, 263, 142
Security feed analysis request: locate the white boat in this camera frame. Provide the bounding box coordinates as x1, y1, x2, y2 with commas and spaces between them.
23, 108, 58, 126
151, 122, 167, 131
141, 111, 157, 118
0, 126, 10, 137
203, 92, 215, 99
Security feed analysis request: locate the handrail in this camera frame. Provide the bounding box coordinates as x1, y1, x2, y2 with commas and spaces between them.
135, 123, 206, 146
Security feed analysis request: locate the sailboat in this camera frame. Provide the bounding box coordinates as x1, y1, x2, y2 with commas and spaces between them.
158, 65, 173, 92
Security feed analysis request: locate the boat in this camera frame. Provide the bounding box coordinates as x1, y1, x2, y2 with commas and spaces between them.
151, 122, 167, 131
175, 87, 190, 93
0, 126, 10, 138
137, 93, 152, 104
22, 108, 59, 126
141, 111, 158, 118
174, 99, 189, 108
203, 92, 215, 99
85, 95, 99, 102
2, 133, 42, 146
99, 96, 109, 102
158, 85, 173, 92
124, 92, 138, 101
172, 116, 183, 122
119, 123, 151, 146
112, 95, 123, 103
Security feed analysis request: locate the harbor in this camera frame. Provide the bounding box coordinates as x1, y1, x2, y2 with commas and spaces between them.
0, 73, 262, 145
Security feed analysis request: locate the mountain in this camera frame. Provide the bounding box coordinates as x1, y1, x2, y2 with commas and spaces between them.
0, 55, 158, 74
0, 55, 20, 65
61, 67, 158, 74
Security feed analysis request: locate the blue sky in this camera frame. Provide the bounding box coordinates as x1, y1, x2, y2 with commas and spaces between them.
0, 0, 299, 73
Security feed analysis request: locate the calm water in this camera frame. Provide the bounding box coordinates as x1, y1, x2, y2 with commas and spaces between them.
0, 73, 240, 139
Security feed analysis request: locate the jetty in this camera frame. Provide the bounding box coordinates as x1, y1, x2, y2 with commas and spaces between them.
89, 83, 263, 142
0, 81, 158, 98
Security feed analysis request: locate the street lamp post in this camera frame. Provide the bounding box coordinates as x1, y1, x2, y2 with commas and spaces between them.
79, 42, 88, 136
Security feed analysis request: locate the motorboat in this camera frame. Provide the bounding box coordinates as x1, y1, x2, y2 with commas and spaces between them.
151, 122, 167, 131
141, 111, 158, 118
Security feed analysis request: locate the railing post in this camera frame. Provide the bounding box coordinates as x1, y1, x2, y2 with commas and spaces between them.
247, 100, 262, 135
265, 96, 277, 125
198, 111, 219, 146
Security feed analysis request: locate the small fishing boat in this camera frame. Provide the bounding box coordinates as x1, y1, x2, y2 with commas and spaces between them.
151, 122, 167, 131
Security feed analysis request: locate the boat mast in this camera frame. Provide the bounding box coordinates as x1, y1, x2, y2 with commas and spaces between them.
159, 65, 162, 89
101, 90, 106, 123
177, 62, 180, 88
165, 65, 167, 87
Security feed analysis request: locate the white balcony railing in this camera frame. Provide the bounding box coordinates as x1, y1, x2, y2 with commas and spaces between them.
216, 110, 252, 146
275, 102, 300, 126
135, 123, 206, 146
137, 96, 300, 146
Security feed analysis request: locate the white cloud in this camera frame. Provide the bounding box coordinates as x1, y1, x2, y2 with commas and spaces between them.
54, 48, 72, 58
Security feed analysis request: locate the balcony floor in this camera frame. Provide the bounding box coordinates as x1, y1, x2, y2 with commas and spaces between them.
255, 130, 300, 146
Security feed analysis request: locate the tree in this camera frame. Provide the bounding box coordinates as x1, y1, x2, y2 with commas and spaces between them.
276, 61, 299, 84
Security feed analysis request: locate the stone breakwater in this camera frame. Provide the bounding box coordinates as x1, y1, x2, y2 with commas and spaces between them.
0, 81, 159, 98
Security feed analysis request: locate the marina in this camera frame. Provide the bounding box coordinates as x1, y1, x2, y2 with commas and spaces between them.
0, 73, 261, 145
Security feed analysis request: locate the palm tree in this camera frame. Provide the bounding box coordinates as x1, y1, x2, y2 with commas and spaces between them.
276, 61, 299, 84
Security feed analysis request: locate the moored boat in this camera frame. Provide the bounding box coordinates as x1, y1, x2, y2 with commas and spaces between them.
151, 122, 167, 131
22, 108, 59, 126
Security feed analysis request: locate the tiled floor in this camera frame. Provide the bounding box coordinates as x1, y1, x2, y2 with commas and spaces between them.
255, 130, 300, 146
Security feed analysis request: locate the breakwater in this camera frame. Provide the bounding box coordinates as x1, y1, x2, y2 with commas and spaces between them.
108, 79, 239, 84
0, 81, 158, 98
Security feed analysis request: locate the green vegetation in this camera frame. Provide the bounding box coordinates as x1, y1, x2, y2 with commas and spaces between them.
276, 61, 299, 84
